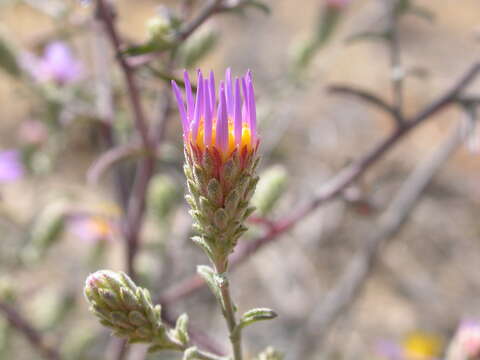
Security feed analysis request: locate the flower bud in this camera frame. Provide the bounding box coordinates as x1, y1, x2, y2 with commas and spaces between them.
84, 270, 183, 351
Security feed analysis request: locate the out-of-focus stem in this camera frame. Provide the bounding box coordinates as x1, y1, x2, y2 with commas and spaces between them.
387, 0, 404, 123
0, 301, 61, 360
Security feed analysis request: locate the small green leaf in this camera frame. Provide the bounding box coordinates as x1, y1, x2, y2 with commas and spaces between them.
239, 307, 277, 329
191, 236, 214, 258
122, 40, 174, 57
180, 30, 218, 69
346, 31, 389, 44
174, 313, 189, 346
197, 265, 222, 305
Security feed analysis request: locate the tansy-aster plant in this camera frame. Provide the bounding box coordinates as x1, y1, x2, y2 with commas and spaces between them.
171, 69, 260, 265
84, 70, 277, 360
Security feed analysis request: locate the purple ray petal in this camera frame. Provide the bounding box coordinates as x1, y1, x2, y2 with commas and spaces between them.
204, 79, 212, 147
247, 78, 257, 142
191, 72, 204, 141
171, 80, 188, 136
233, 78, 242, 146
209, 70, 216, 117
241, 76, 250, 124
216, 83, 229, 152
183, 70, 194, 121
225, 68, 234, 117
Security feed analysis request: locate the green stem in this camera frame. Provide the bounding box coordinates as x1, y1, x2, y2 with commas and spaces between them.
214, 262, 242, 360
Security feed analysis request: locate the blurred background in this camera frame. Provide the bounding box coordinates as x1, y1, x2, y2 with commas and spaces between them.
1, 0, 480, 359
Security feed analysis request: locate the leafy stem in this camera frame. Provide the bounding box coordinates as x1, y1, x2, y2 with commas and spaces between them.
214, 261, 243, 360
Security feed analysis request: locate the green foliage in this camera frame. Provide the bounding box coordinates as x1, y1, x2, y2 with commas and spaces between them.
197, 265, 223, 306
252, 165, 288, 216
179, 29, 218, 69
23, 201, 67, 262
148, 174, 180, 222
0, 35, 21, 78
291, 5, 343, 71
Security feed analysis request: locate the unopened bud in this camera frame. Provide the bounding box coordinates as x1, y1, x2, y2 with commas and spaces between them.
84, 270, 184, 351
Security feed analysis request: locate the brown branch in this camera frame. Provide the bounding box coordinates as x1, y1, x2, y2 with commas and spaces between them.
328, 85, 403, 123
292, 120, 468, 359
158, 62, 480, 305
0, 301, 61, 360
387, 0, 404, 123
87, 142, 141, 186
94, 2, 159, 359
95, 0, 158, 282
95, 0, 153, 152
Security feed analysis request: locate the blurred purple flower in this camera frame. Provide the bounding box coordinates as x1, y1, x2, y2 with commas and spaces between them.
376, 340, 403, 360
0, 150, 24, 183
67, 214, 115, 243
22, 42, 82, 86
447, 320, 480, 360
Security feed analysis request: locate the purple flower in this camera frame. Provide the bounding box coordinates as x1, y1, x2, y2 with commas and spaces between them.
0, 150, 24, 183
172, 69, 259, 160
23, 42, 82, 86
375, 340, 403, 360
67, 214, 115, 243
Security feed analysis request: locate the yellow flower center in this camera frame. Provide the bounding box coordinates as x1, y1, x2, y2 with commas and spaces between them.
191, 117, 253, 157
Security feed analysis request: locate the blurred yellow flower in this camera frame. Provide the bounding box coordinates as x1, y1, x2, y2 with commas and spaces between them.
402, 332, 443, 360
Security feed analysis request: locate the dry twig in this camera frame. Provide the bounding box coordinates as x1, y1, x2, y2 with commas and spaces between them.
292, 120, 469, 359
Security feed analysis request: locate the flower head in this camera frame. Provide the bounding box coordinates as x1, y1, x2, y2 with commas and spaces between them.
0, 150, 24, 183
22, 42, 82, 86
172, 69, 259, 162
172, 69, 260, 260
